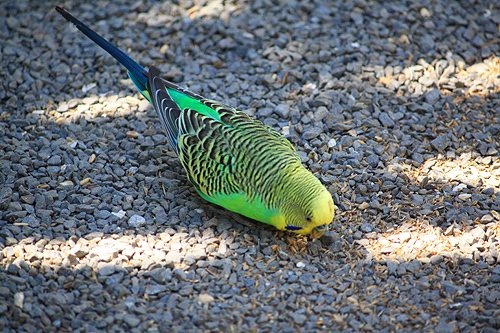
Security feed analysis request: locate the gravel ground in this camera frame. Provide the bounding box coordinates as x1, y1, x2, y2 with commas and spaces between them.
1, 0, 500, 332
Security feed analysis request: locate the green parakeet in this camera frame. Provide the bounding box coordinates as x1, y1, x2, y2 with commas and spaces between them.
55, 7, 335, 238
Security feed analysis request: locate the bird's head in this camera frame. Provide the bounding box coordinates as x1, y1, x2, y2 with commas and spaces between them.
277, 170, 335, 238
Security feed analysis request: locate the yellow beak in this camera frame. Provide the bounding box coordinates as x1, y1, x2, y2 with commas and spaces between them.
310, 227, 326, 239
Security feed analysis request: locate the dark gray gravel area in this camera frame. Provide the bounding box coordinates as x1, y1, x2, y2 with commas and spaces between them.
1, 0, 500, 332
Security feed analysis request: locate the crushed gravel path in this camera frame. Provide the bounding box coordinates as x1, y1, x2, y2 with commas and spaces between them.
1, 0, 500, 332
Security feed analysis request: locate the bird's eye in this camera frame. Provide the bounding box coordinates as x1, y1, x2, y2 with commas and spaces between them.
305, 215, 312, 222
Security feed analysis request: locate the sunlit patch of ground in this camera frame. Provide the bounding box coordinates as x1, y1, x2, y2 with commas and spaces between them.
2, 224, 230, 281
42, 89, 150, 125
359, 219, 500, 265
357, 155, 500, 264
407, 156, 500, 192
375, 55, 500, 99
455, 56, 500, 97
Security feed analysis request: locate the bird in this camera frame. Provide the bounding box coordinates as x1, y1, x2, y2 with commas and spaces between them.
55, 6, 335, 238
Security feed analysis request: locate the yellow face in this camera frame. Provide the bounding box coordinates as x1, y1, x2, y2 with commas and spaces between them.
300, 189, 335, 238
279, 187, 335, 238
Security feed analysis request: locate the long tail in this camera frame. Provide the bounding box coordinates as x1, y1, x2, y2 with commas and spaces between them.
55, 6, 149, 99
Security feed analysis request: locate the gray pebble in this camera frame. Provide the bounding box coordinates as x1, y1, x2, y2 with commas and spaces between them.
360, 223, 373, 233
378, 113, 395, 127
424, 89, 441, 104
275, 104, 290, 119
128, 215, 146, 228
430, 135, 449, 152
123, 315, 141, 328
98, 263, 116, 276
430, 255, 443, 265
302, 127, 321, 140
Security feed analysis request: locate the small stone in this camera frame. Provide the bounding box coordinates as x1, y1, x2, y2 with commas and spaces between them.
420, 35, 435, 51
98, 263, 116, 276
442, 281, 465, 296
359, 202, 369, 210
146, 285, 167, 295
424, 89, 441, 104
430, 255, 444, 265
366, 154, 379, 167
360, 223, 373, 233
275, 104, 290, 119
378, 112, 395, 127
291, 313, 307, 325
203, 218, 218, 228
435, 319, 457, 333
72, 244, 89, 258
319, 231, 340, 246
126, 131, 139, 138
128, 215, 146, 228
189, 249, 207, 260
96, 210, 111, 219
278, 251, 289, 260
14, 292, 24, 308
47, 155, 62, 165
386, 259, 398, 274
480, 215, 494, 223
146, 268, 172, 284
173, 268, 187, 281
6, 237, 18, 246
106, 273, 124, 287
124, 315, 141, 327
92, 246, 118, 262
302, 127, 321, 140
470, 227, 485, 242
328, 138, 337, 148
111, 210, 126, 219
165, 252, 182, 266
141, 258, 155, 270
458, 193, 471, 201
23, 215, 40, 228
217, 218, 232, 232
197, 294, 215, 303
482, 188, 495, 196
370, 199, 382, 210
6, 263, 20, 276
78, 204, 95, 213
471, 36, 484, 48
430, 135, 448, 152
